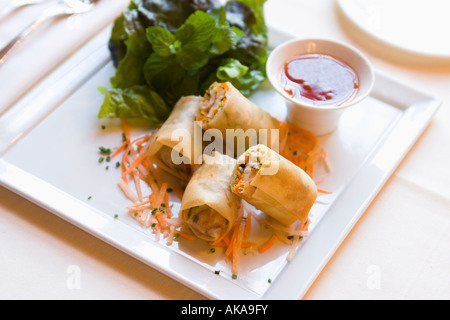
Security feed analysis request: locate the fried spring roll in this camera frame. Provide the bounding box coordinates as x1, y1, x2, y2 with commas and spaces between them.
198, 82, 280, 155
179, 153, 242, 242
148, 96, 202, 180
231, 144, 317, 226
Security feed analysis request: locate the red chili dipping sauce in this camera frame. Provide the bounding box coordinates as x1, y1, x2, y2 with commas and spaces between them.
280, 54, 359, 106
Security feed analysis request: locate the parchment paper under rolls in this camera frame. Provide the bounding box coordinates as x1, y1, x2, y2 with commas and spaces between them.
198, 82, 280, 156
179, 152, 242, 242
147, 95, 203, 181
231, 144, 317, 226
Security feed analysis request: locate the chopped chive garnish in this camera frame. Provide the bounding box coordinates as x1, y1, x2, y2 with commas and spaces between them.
99, 146, 111, 155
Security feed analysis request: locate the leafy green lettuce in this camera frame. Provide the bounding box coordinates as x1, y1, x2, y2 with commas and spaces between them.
98, 0, 268, 125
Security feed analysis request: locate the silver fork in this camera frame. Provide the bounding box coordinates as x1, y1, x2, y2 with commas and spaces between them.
0, 0, 98, 66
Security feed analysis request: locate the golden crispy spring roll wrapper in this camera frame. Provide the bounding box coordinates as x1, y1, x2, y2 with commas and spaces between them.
179, 153, 242, 242
232, 144, 317, 226
199, 82, 280, 155
148, 96, 203, 180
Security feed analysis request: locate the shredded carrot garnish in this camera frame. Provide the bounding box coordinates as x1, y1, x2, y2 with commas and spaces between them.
232, 222, 245, 274
303, 219, 310, 231
241, 241, 256, 248
287, 221, 308, 262
258, 235, 278, 253
279, 120, 332, 192
210, 235, 231, 248
122, 119, 131, 143
155, 212, 167, 227
210, 229, 230, 246
111, 120, 198, 246
176, 231, 196, 241
155, 183, 168, 207
225, 208, 244, 257
129, 199, 152, 208
132, 172, 144, 202
110, 140, 128, 158
244, 211, 252, 238
119, 178, 138, 203
126, 143, 150, 174
121, 143, 132, 183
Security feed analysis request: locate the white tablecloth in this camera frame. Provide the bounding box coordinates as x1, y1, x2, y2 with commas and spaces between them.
0, 0, 449, 300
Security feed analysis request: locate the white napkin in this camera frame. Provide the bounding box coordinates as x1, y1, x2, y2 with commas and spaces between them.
0, 0, 129, 115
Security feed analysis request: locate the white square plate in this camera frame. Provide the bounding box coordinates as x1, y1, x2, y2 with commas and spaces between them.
0, 26, 441, 299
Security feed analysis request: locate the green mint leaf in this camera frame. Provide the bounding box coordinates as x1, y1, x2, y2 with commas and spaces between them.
146, 26, 176, 57
176, 45, 209, 70
177, 10, 217, 51
216, 58, 249, 80
174, 23, 196, 46
210, 26, 238, 55
144, 53, 185, 86
97, 85, 170, 123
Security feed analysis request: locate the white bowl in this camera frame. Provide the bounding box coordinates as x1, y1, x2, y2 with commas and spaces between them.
266, 38, 375, 136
